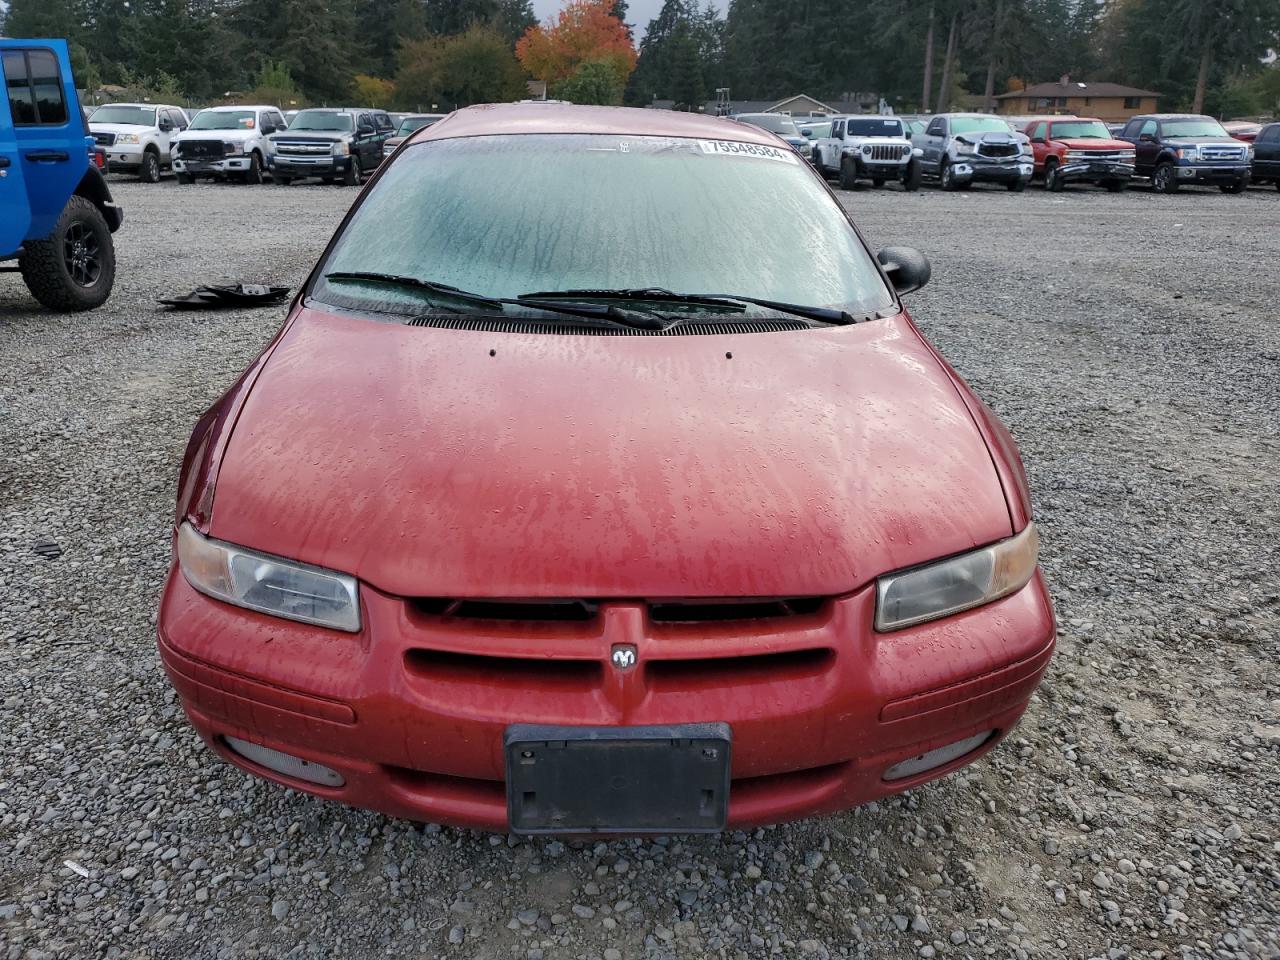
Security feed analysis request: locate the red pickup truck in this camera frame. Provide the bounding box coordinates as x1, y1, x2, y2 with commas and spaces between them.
1020, 116, 1136, 192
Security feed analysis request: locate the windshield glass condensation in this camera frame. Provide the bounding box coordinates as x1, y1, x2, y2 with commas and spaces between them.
316, 134, 892, 316
950, 117, 1011, 135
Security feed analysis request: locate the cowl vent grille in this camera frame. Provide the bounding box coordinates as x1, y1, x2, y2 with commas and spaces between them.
405, 315, 811, 336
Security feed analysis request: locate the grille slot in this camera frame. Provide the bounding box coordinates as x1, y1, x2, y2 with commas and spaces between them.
645, 648, 833, 687
405, 315, 811, 336
866, 144, 901, 162
414, 598, 600, 622
648, 597, 825, 623
178, 139, 226, 160
405, 648, 603, 687
92, 132, 116, 146
1199, 145, 1245, 161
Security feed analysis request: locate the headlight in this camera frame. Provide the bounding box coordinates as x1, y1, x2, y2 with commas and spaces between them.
116, 133, 140, 144
223, 141, 245, 155
901, 144, 911, 157
954, 141, 975, 156
176, 523, 361, 632
332, 141, 350, 156
1177, 146, 1197, 161
1064, 151, 1088, 161
875, 523, 1039, 632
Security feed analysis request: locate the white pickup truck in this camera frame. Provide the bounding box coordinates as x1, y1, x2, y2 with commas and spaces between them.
172, 105, 288, 185
812, 115, 921, 191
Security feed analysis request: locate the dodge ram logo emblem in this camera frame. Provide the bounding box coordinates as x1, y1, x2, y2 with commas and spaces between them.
610, 645, 637, 671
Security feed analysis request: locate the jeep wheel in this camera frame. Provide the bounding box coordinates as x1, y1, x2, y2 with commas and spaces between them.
1152, 161, 1178, 193
242, 152, 263, 185
177, 173, 195, 185
1045, 161, 1064, 192
838, 157, 857, 190
1104, 179, 1128, 193
140, 149, 161, 183
343, 157, 361, 186
940, 160, 959, 191
19, 196, 115, 311
902, 159, 921, 192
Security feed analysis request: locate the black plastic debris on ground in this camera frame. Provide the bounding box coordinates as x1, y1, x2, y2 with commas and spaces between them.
32, 539, 62, 560
159, 283, 291, 310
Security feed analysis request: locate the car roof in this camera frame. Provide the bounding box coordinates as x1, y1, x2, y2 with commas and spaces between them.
201, 104, 278, 112
933, 112, 1002, 119
1131, 113, 1213, 120
94, 102, 168, 109
409, 103, 785, 148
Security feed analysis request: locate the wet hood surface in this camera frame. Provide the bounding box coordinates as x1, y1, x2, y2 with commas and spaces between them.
210, 308, 1012, 599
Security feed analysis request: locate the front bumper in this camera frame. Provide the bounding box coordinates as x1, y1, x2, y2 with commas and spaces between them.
173, 155, 256, 176
854, 158, 911, 181
157, 563, 1056, 831
1058, 159, 1134, 183
106, 143, 147, 169
1176, 163, 1250, 184
951, 159, 1033, 184
268, 154, 352, 177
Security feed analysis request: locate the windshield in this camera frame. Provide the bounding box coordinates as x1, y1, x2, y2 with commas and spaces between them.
189, 109, 256, 131
950, 116, 1010, 135
289, 110, 354, 132
89, 105, 156, 126
845, 118, 904, 137
1161, 118, 1229, 138
397, 116, 441, 136
1049, 121, 1112, 139
313, 134, 892, 318
739, 114, 800, 136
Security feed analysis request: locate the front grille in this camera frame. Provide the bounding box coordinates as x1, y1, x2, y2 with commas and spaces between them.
412, 597, 824, 623
405, 315, 812, 337
178, 139, 225, 160
276, 141, 334, 156
978, 142, 1018, 159
92, 132, 115, 146
1073, 150, 1129, 161
866, 144, 903, 162
1199, 145, 1245, 162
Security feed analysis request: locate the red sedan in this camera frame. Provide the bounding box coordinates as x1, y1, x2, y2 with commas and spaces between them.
158, 104, 1055, 834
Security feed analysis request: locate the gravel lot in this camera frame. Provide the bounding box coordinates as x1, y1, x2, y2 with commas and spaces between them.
2, 173, 1278, 960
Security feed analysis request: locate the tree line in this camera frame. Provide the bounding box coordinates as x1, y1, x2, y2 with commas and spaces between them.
2, 0, 1277, 118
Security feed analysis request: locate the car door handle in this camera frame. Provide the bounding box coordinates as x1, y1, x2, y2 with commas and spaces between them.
25, 150, 70, 162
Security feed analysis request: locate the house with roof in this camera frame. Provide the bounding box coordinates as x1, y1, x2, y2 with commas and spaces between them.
993, 78, 1160, 122
647, 92, 880, 117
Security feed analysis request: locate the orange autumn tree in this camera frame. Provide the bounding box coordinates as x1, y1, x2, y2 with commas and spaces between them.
516, 0, 637, 100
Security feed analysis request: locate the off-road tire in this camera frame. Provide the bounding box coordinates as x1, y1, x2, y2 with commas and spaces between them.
177, 173, 195, 185
242, 152, 263, 185
902, 159, 921, 192
140, 149, 161, 183
838, 156, 858, 190
1153, 161, 1178, 193
18, 196, 115, 311
1045, 160, 1064, 192
343, 157, 361, 186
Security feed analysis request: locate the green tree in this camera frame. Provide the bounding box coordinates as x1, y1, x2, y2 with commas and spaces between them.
556, 58, 626, 103
395, 25, 528, 111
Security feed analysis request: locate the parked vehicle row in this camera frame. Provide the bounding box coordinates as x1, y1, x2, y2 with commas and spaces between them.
811, 115, 921, 191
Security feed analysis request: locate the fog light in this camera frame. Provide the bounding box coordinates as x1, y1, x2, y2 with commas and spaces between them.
883, 730, 993, 781
223, 736, 345, 787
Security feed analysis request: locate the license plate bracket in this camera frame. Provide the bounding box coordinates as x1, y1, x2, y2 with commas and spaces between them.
505, 723, 731, 834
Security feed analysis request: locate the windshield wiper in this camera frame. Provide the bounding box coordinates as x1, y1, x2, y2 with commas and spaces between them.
519, 288, 859, 326
322, 272, 664, 331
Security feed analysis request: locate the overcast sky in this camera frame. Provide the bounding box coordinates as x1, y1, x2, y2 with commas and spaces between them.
530, 0, 722, 40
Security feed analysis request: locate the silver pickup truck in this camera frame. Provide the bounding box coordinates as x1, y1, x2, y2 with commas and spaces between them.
813, 115, 921, 191
912, 113, 1034, 191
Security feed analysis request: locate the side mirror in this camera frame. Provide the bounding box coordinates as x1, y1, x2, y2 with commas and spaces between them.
357, 123, 374, 135
1139, 133, 1156, 142
261, 123, 275, 135
159, 120, 173, 132
1031, 136, 1046, 144
877, 246, 931, 296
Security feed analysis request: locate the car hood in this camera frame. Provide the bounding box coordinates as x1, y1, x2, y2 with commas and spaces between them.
1056, 137, 1133, 151
209, 307, 1013, 599
89, 122, 155, 135
956, 130, 1023, 146
270, 132, 347, 143
384, 136, 407, 150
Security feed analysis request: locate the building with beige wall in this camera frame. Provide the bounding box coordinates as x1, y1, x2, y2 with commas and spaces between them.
994, 80, 1161, 122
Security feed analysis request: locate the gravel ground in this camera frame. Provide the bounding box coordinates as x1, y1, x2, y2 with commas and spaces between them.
1, 174, 1277, 960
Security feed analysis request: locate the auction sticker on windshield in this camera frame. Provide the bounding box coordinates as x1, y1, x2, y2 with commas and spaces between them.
698, 139, 798, 163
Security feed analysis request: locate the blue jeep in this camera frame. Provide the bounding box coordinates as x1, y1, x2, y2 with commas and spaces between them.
1, 38, 123, 310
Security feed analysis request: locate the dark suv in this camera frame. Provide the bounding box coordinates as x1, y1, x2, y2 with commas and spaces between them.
1250, 122, 1280, 190
267, 108, 394, 186
1116, 114, 1252, 194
